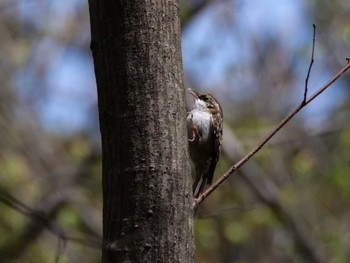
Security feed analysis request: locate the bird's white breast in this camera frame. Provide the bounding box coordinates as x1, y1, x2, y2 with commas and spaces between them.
189, 109, 212, 141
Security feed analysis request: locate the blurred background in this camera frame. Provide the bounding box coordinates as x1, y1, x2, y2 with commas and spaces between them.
0, 0, 350, 262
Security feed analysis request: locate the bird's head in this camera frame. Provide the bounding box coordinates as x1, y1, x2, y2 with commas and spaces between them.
188, 88, 222, 116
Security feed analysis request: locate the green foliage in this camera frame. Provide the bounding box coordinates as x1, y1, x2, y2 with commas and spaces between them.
0, 0, 350, 262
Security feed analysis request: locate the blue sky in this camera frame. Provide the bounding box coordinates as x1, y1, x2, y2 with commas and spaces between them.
182, 0, 347, 121
11, 0, 348, 134
183, 0, 308, 87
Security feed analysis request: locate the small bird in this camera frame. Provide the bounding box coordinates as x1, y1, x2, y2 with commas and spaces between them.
187, 88, 223, 198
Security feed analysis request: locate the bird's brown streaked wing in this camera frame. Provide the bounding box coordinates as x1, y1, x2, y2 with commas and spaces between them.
206, 113, 223, 185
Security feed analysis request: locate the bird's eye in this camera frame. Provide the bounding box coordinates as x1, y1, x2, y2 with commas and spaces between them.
200, 95, 208, 101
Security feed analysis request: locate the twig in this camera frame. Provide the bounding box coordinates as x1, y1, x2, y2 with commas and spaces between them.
0, 189, 66, 239
222, 127, 326, 262
196, 60, 350, 206
303, 24, 316, 103
54, 238, 66, 263
0, 189, 101, 262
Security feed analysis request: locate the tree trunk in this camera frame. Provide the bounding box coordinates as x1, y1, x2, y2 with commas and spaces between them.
88, 1, 194, 262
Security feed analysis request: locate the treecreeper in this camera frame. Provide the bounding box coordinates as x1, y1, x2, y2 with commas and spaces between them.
187, 89, 223, 198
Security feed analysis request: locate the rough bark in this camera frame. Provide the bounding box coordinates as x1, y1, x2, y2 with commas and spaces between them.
88, 1, 194, 262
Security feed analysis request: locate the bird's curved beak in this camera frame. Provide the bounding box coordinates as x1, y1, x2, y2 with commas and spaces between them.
187, 88, 198, 99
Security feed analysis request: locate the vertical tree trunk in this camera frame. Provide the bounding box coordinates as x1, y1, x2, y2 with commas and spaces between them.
88, 1, 194, 262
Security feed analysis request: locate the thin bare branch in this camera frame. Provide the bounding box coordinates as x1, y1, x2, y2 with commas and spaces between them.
222, 127, 326, 262
303, 24, 316, 103
196, 60, 350, 206
0, 189, 101, 262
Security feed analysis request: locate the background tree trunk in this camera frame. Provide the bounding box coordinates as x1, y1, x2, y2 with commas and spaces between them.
88, 1, 194, 262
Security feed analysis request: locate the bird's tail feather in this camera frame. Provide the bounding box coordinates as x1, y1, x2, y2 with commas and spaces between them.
193, 176, 206, 198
